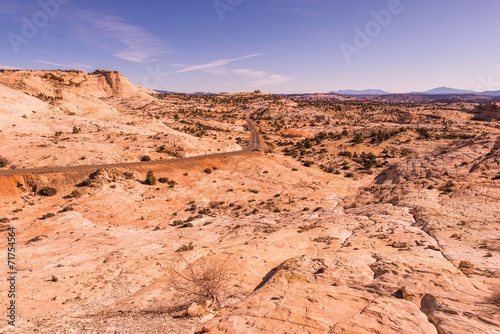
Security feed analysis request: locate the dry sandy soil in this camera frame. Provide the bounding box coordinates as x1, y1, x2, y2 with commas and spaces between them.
0, 70, 499, 334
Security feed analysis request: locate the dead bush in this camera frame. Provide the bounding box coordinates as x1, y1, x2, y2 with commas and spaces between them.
313, 236, 335, 245
169, 254, 231, 311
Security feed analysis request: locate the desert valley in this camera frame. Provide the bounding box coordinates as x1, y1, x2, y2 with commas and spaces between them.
0, 69, 499, 334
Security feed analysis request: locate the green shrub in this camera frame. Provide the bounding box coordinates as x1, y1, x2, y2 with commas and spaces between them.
303, 161, 314, 167
145, 170, 156, 186
59, 207, 74, 213
352, 133, 364, 144
416, 128, 431, 139
124, 172, 135, 179
158, 177, 169, 183
0, 156, 8, 168
339, 151, 352, 158
176, 242, 194, 252
171, 220, 184, 226
40, 213, 56, 220
77, 179, 91, 187
39, 187, 57, 197
358, 152, 378, 170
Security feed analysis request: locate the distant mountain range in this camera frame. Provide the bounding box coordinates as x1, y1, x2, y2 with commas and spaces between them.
330, 87, 500, 96
155, 90, 177, 95
156, 87, 500, 97
420, 87, 477, 95
330, 89, 390, 96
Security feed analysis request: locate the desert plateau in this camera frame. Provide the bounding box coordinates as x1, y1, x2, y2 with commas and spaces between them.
0, 69, 499, 333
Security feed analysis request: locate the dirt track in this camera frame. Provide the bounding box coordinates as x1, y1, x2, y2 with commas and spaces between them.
0, 120, 263, 176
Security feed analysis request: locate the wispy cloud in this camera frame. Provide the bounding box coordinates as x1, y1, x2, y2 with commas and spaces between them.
234, 68, 292, 86
78, 11, 169, 63
34, 49, 51, 54
171, 53, 290, 86
172, 53, 265, 74
33, 60, 93, 70
0, 64, 20, 70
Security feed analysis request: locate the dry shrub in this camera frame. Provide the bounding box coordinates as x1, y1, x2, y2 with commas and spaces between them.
169, 254, 231, 311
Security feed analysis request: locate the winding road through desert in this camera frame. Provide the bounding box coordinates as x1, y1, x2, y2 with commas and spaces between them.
0, 120, 263, 176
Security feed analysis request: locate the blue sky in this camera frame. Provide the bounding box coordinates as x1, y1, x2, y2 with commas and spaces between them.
1, 0, 499, 93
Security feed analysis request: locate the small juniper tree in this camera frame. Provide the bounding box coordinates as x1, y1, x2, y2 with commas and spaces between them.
145, 170, 156, 186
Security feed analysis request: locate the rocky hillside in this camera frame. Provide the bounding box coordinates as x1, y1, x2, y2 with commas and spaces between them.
0, 69, 153, 102
0, 70, 244, 170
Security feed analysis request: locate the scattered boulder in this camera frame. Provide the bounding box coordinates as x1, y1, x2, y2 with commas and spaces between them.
187, 300, 213, 317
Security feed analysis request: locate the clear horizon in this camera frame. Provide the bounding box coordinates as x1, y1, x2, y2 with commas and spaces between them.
1, 0, 499, 94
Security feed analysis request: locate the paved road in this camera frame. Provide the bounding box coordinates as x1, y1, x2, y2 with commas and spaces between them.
0, 120, 263, 176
